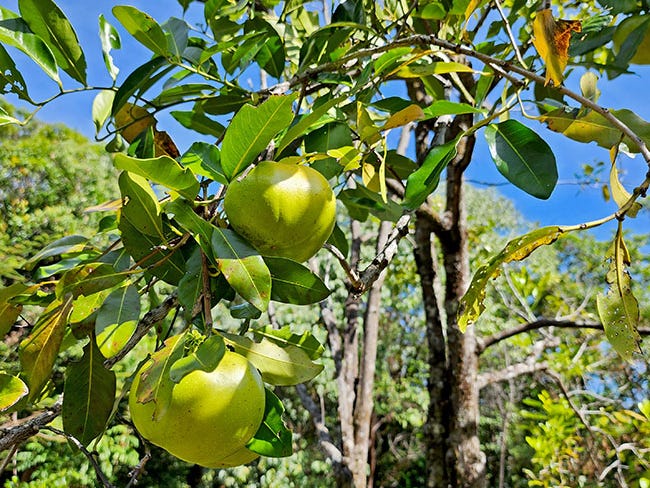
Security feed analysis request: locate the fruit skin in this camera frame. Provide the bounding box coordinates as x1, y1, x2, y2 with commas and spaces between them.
224, 161, 336, 262
129, 350, 265, 468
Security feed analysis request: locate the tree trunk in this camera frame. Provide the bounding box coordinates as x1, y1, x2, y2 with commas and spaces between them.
416, 112, 486, 487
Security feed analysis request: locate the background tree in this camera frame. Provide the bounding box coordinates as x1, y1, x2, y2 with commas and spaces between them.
0, 0, 649, 487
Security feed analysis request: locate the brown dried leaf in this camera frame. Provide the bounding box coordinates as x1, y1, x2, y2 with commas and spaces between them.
532, 9, 581, 86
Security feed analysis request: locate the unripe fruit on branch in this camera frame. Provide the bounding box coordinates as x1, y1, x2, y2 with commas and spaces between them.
224, 161, 336, 262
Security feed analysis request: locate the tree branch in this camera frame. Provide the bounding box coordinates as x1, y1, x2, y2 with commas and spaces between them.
477, 319, 650, 355
0, 293, 180, 454
478, 361, 548, 390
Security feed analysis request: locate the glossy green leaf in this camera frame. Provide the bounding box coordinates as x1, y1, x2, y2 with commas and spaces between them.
253, 325, 325, 360
111, 56, 170, 117
99, 14, 120, 80
397, 61, 476, 78
118, 171, 164, 238
485, 120, 557, 199
222, 332, 323, 386
459, 226, 571, 331
169, 335, 225, 383
171, 109, 225, 138
0, 6, 60, 84
0, 283, 31, 337
152, 83, 215, 106
162, 17, 189, 60
0, 373, 28, 413
115, 154, 199, 200
20, 295, 74, 401
118, 218, 186, 285
18, 0, 86, 84
56, 263, 126, 299
326, 223, 349, 258
596, 224, 641, 360
68, 289, 111, 326
264, 257, 330, 305
62, 341, 116, 445
25, 235, 87, 270
220, 95, 297, 180
134, 334, 186, 421
403, 138, 458, 209
179, 142, 225, 184
112, 6, 167, 57
246, 388, 292, 457
0, 44, 30, 101
177, 247, 203, 316
244, 17, 285, 78
95, 285, 140, 358
212, 229, 271, 312
165, 199, 215, 261
277, 95, 345, 154
422, 100, 485, 119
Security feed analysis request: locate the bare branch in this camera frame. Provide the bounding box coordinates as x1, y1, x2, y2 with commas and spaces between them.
104, 292, 179, 368
0, 401, 62, 452
41, 426, 116, 488
477, 319, 650, 355
478, 361, 548, 390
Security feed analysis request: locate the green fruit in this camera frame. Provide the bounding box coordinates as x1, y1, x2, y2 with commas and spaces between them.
224, 161, 336, 262
129, 350, 265, 468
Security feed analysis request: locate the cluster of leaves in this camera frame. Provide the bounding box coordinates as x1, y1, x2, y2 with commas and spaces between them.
0, 0, 649, 483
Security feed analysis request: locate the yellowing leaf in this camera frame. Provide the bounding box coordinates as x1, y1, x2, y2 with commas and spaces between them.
609, 147, 642, 218
532, 9, 581, 86
114, 103, 179, 157
382, 104, 425, 131
597, 223, 641, 360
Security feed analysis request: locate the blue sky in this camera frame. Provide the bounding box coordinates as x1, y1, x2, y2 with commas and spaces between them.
4, 0, 649, 241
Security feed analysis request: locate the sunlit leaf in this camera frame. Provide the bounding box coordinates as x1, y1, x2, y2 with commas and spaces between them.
118, 171, 164, 239
112, 6, 167, 57
18, 0, 86, 84
25, 235, 87, 270
459, 226, 572, 331
542, 107, 650, 153
20, 295, 74, 401
92, 90, 115, 135
382, 104, 425, 131
114, 154, 199, 200
264, 257, 330, 305
169, 335, 225, 383
0, 373, 28, 413
220, 95, 297, 180
0, 6, 60, 84
252, 325, 325, 360
532, 9, 582, 86
246, 388, 292, 457
222, 332, 323, 386
62, 341, 116, 445
179, 142, 226, 184
95, 284, 140, 358
99, 14, 120, 80
485, 120, 557, 199
596, 223, 641, 360
134, 334, 186, 420
609, 147, 641, 218
212, 229, 271, 312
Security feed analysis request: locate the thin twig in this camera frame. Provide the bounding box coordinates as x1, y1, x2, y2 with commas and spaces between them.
494, 0, 528, 68
41, 426, 116, 488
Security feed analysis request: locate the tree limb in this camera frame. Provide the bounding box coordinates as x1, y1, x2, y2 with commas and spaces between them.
478, 361, 548, 390
477, 319, 650, 355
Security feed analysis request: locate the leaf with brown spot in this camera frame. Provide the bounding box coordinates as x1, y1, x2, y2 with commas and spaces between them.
532, 9, 582, 86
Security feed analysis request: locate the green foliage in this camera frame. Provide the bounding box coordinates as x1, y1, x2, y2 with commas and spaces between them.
0, 0, 649, 486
